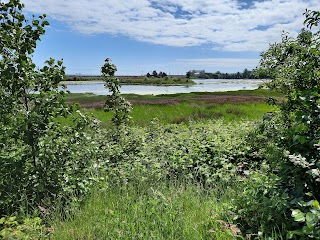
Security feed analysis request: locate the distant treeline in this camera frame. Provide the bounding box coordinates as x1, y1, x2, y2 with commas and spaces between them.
186, 69, 268, 79
65, 67, 271, 81
146, 70, 168, 78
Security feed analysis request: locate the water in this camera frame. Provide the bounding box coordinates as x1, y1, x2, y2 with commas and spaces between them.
60, 79, 265, 95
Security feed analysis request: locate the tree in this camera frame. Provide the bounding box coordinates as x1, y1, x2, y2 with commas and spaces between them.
257, 10, 320, 199
152, 70, 158, 77
0, 0, 97, 214
102, 58, 131, 128
236, 71, 241, 79
186, 71, 192, 79
243, 68, 249, 79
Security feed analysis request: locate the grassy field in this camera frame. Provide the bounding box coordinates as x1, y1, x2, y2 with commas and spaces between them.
82, 102, 276, 127
65, 89, 280, 127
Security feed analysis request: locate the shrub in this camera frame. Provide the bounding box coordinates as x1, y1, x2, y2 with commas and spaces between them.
254, 9, 320, 237
0, 0, 99, 215
256, 10, 320, 199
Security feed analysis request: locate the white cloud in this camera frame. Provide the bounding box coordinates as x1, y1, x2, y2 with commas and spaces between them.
21, 0, 319, 52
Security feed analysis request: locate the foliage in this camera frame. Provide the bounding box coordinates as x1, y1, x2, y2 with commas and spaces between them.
101, 58, 131, 127
0, 216, 50, 239
39, 119, 261, 239
252, 9, 320, 237
290, 198, 320, 239
145, 70, 168, 78
228, 167, 290, 237
0, 0, 99, 215
186, 69, 256, 79
94, 120, 257, 187
256, 10, 320, 198
3, 2, 320, 239
304, 10, 320, 28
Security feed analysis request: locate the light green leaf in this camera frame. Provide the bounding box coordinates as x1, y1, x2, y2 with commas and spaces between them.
292, 209, 306, 222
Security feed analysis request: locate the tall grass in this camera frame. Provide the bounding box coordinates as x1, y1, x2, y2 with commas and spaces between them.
80, 102, 276, 127
51, 180, 238, 239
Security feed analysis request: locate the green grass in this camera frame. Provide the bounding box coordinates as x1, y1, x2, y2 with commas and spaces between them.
63, 89, 279, 127
51, 180, 237, 240
79, 102, 276, 127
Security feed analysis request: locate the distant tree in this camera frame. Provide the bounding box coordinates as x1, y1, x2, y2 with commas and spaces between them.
152, 70, 158, 77
199, 70, 208, 79
236, 72, 241, 79
211, 74, 219, 79
158, 71, 163, 78
162, 72, 167, 77
146, 72, 151, 78
243, 68, 249, 79
186, 71, 192, 79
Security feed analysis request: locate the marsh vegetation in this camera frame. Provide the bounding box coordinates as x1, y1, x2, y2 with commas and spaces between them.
0, 1, 319, 239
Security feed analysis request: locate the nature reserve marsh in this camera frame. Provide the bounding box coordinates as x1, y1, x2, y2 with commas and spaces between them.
1, 1, 319, 239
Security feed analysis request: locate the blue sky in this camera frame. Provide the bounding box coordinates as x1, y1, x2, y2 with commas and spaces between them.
21, 0, 318, 75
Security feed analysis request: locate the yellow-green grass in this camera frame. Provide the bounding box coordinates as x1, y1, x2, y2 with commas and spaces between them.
68, 102, 276, 128
50, 180, 236, 240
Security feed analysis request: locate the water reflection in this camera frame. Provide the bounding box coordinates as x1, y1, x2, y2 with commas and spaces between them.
60, 79, 265, 95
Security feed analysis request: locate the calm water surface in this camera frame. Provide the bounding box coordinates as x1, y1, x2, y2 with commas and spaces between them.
60, 79, 265, 95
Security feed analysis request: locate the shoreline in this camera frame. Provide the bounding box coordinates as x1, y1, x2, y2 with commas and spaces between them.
60, 80, 196, 86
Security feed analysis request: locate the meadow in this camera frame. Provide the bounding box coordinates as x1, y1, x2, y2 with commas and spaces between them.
65, 89, 279, 126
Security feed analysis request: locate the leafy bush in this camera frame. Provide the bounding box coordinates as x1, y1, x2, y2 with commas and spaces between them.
0, 0, 100, 215
253, 9, 320, 237
256, 10, 320, 199
0, 216, 50, 239
290, 198, 320, 239
95, 119, 258, 186
228, 167, 290, 237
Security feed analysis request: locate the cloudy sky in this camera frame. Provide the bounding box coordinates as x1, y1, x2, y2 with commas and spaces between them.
20, 0, 318, 75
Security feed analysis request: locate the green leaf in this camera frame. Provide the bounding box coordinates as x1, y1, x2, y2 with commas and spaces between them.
32, 19, 39, 25
292, 209, 306, 222
306, 212, 318, 227
312, 200, 319, 209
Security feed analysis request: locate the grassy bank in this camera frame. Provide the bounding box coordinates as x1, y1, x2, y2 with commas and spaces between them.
64, 75, 195, 86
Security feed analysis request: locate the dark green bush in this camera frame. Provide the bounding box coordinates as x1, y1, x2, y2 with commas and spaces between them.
0, 0, 100, 215
254, 9, 320, 237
